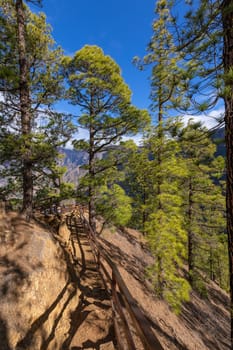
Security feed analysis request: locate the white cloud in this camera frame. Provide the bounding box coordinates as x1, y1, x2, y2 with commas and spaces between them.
181, 108, 225, 129
65, 128, 89, 149
121, 133, 144, 145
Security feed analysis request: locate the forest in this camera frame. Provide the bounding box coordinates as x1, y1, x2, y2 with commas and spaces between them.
1, 0, 233, 347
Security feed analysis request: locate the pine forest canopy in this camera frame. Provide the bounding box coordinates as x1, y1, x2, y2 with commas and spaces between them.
0, 0, 232, 345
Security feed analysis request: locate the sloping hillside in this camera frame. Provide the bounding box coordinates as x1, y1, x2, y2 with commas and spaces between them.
0, 206, 230, 349
97, 223, 230, 350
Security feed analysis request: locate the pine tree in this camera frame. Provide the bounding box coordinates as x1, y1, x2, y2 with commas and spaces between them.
0, 0, 73, 215
144, 120, 191, 312
95, 184, 132, 231
64, 45, 150, 230
168, 0, 233, 340
121, 141, 153, 232
133, 0, 191, 310
134, 0, 188, 118
179, 122, 226, 291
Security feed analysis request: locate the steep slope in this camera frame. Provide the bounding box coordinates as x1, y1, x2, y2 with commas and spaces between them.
97, 224, 230, 350
0, 203, 230, 349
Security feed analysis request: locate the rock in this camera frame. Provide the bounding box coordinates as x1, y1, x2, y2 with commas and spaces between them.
0, 214, 70, 350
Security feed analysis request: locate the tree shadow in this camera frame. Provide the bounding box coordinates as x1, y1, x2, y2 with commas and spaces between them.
58, 215, 115, 349
70, 324, 116, 350
0, 255, 30, 300
16, 281, 71, 349
180, 294, 230, 350
98, 235, 151, 294
97, 231, 231, 350
117, 226, 151, 254
0, 317, 11, 350
143, 313, 188, 350
0, 213, 115, 350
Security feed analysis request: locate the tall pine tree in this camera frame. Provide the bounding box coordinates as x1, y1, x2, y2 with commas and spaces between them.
64, 45, 149, 229
0, 0, 73, 215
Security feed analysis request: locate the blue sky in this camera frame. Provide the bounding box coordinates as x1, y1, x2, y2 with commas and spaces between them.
31, 0, 156, 111
29, 0, 222, 137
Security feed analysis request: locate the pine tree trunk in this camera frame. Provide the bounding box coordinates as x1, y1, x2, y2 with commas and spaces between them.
157, 255, 163, 298
142, 186, 147, 235
88, 123, 96, 231
222, 0, 233, 345
16, 0, 33, 216
157, 100, 163, 296
209, 247, 214, 281
188, 178, 194, 284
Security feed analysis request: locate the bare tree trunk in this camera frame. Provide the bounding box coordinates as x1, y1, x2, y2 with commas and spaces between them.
88, 123, 96, 231
222, 0, 233, 345
16, 0, 33, 215
188, 178, 194, 284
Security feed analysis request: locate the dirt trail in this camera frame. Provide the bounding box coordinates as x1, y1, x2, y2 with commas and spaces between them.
62, 214, 116, 349
0, 209, 116, 350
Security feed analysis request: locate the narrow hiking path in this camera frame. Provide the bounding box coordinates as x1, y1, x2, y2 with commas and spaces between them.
62, 214, 116, 349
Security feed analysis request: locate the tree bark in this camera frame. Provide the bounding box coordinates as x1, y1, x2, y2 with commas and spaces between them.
222, 0, 233, 345
88, 122, 96, 231
16, 0, 33, 215
188, 178, 194, 284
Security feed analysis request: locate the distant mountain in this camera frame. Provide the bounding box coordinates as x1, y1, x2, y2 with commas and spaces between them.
58, 148, 88, 186
57, 128, 226, 187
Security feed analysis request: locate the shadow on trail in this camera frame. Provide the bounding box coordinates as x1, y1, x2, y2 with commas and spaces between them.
0, 214, 115, 350
61, 215, 115, 350
70, 324, 116, 350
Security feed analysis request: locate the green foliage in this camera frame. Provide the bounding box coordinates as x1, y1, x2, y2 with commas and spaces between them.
64, 45, 131, 108
179, 122, 227, 290
0, 1, 73, 206
121, 117, 227, 311
173, 0, 224, 114
121, 143, 153, 231
64, 44, 150, 227
119, 120, 190, 309
143, 121, 190, 310
96, 184, 132, 228
134, 0, 190, 117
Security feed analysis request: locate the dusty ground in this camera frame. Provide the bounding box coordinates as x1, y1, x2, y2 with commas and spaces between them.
64, 215, 116, 349
0, 207, 230, 350
97, 223, 231, 350
0, 210, 115, 350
